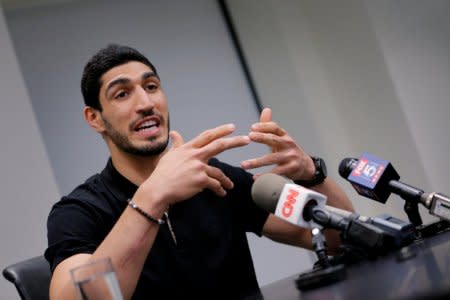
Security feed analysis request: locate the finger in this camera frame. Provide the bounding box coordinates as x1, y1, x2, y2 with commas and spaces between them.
201, 135, 250, 158
170, 131, 184, 148
241, 152, 283, 170
205, 177, 227, 197
269, 164, 300, 178
251, 122, 286, 136
248, 131, 286, 148
202, 168, 230, 197
260, 107, 272, 123
191, 124, 236, 148
206, 166, 234, 190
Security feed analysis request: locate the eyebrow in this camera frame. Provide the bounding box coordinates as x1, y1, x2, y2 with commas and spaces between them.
142, 71, 158, 81
104, 71, 158, 97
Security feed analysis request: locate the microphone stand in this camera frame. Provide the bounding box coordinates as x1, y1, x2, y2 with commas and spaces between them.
403, 201, 423, 227
387, 181, 450, 237
388, 180, 423, 226
295, 227, 346, 291
311, 228, 330, 268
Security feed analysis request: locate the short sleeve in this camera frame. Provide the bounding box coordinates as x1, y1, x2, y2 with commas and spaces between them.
45, 197, 107, 272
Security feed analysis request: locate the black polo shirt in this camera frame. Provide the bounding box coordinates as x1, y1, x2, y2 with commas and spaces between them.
45, 158, 269, 299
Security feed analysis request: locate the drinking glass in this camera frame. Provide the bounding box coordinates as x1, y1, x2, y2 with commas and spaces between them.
70, 257, 123, 300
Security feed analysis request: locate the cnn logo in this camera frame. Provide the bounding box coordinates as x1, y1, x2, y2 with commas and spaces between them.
282, 188, 299, 217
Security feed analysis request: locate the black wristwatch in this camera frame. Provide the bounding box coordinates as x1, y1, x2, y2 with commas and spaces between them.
294, 156, 327, 187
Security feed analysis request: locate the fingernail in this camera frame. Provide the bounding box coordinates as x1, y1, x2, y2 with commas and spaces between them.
248, 132, 257, 139
251, 123, 261, 130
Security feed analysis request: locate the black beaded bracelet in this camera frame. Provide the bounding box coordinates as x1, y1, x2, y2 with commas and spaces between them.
128, 199, 165, 225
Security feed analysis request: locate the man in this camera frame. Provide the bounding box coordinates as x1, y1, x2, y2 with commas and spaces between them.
45, 44, 353, 299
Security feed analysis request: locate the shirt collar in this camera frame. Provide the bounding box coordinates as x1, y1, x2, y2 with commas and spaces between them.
100, 158, 138, 202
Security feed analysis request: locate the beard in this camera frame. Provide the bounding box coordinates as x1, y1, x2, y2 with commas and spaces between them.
102, 114, 170, 157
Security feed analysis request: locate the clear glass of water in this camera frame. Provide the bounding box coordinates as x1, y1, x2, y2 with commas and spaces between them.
70, 257, 124, 300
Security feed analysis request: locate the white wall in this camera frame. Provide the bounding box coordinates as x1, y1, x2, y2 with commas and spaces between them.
227, 0, 449, 224
0, 5, 59, 299
365, 0, 450, 193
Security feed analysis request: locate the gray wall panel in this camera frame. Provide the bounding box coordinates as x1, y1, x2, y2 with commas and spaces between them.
0, 4, 59, 299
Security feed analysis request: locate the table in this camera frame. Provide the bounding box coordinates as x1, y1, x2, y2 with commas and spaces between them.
260, 229, 450, 300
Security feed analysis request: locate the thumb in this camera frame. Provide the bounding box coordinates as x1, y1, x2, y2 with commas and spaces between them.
170, 130, 184, 148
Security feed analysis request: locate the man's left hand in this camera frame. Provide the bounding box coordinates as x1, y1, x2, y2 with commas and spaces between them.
240, 107, 314, 181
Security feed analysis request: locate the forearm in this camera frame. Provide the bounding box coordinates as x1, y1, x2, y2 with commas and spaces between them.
50, 192, 166, 300
311, 177, 354, 212
92, 203, 164, 299
263, 214, 313, 249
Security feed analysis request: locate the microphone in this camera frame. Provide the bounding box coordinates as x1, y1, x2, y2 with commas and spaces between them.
338, 155, 423, 204
252, 175, 353, 290
423, 192, 450, 222
339, 153, 450, 224
252, 172, 348, 228
251, 173, 394, 250
251, 173, 415, 250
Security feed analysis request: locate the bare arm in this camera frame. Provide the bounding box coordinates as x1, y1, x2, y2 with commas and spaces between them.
50, 124, 250, 300
50, 205, 162, 300
241, 108, 354, 252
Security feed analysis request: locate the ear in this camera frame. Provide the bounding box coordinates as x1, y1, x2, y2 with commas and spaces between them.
83, 106, 105, 133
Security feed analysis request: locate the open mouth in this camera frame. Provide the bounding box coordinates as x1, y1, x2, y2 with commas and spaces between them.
134, 117, 161, 133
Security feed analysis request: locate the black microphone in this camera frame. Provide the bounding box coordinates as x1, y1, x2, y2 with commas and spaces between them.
339, 153, 450, 227
338, 153, 425, 226
251, 173, 395, 252
338, 156, 424, 204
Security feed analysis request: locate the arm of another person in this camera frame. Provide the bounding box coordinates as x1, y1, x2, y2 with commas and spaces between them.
49, 124, 250, 300
241, 108, 354, 252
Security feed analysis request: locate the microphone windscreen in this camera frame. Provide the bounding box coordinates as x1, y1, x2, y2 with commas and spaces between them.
251, 173, 289, 213
338, 158, 358, 178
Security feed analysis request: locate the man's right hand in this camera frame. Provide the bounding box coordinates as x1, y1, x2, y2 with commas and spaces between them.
137, 123, 250, 207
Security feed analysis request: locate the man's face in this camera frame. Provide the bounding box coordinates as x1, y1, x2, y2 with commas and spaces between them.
97, 61, 170, 156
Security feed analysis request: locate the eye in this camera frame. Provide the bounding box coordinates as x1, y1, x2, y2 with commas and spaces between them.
145, 82, 159, 92
114, 90, 129, 99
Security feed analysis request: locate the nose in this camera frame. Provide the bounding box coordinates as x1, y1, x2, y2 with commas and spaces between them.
134, 86, 155, 112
